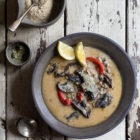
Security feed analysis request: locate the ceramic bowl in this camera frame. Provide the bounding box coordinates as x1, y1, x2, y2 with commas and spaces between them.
32, 32, 136, 138
6, 41, 31, 66
17, 0, 66, 27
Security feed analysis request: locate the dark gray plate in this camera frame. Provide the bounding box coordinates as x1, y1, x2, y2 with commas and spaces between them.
17, 0, 66, 27
32, 32, 136, 138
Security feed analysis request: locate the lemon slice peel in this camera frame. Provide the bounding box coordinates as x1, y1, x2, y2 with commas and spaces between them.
57, 41, 75, 60
75, 42, 87, 67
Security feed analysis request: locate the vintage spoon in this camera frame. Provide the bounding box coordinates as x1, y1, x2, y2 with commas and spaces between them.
9, 0, 39, 32
16, 118, 38, 137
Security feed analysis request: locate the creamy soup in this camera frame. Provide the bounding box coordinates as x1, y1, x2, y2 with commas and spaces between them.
42, 47, 122, 128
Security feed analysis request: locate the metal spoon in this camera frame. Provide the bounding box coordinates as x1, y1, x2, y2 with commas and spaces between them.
9, 0, 39, 32
16, 118, 38, 137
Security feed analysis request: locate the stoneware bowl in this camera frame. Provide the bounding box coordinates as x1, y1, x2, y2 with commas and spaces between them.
6, 41, 31, 66
17, 0, 66, 27
32, 32, 136, 138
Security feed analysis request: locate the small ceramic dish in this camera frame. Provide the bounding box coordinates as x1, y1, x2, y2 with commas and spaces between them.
17, 0, 66, 27
6, 41, 31, 66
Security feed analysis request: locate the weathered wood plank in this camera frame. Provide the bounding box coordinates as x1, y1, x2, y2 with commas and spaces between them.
68, 121, 125, 140
127, 0, 140, 140
66, 0, 126, 139
6, 0, 64, 139
0, 0, 6, 139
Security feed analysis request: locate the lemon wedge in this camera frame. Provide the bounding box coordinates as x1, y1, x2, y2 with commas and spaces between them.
57, 41, 75, 60
75, 42, 86, 67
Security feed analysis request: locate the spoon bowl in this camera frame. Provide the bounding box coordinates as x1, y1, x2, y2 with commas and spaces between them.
16, 118, 38, 138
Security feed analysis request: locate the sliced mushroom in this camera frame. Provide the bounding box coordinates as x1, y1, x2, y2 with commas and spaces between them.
85, 91, 95, 101
66, 74, 82, 83
81, 98, 87, 108
64, 62, 80, 72
95, 93, 113, 108
66, 111, 79, 121
47, 63, 58, 74
72, 100, 91, 118
57, 82, 75, 93
54, 70, 65, 78
99, 73, 113, 88
103, 74, 113, 88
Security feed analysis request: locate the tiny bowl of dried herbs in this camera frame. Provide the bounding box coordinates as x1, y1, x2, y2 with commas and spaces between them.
6, 41, 31, 66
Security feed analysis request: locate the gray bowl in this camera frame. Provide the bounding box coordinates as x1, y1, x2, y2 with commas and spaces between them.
32, 32, 136, 138
17, 0, 66, 27
6, 41, 31, 66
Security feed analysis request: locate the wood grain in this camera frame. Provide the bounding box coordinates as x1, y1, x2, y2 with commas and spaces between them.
127, 0, 140, 140
66, 0, 126, 139
0, 0, 6, 139
2, 0, 140, 139
6, 0, 64, 139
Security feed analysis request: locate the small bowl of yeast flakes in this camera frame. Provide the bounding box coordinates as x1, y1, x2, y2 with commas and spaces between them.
17, 0, 66, 27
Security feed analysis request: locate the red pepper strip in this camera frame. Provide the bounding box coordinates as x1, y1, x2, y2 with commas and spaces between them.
77, 92, 83, 103
57, 89, 71, 106
95, 65, 100, 73
86, 57, 104, 75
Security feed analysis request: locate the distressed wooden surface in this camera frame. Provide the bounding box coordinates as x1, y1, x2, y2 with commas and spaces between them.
127, 0, 140, 140
66, 0, 125, 139
6, 0, 64, 139
0, 0, 6, 139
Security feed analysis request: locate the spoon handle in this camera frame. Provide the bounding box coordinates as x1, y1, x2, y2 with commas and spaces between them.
9, 4, 35, 32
